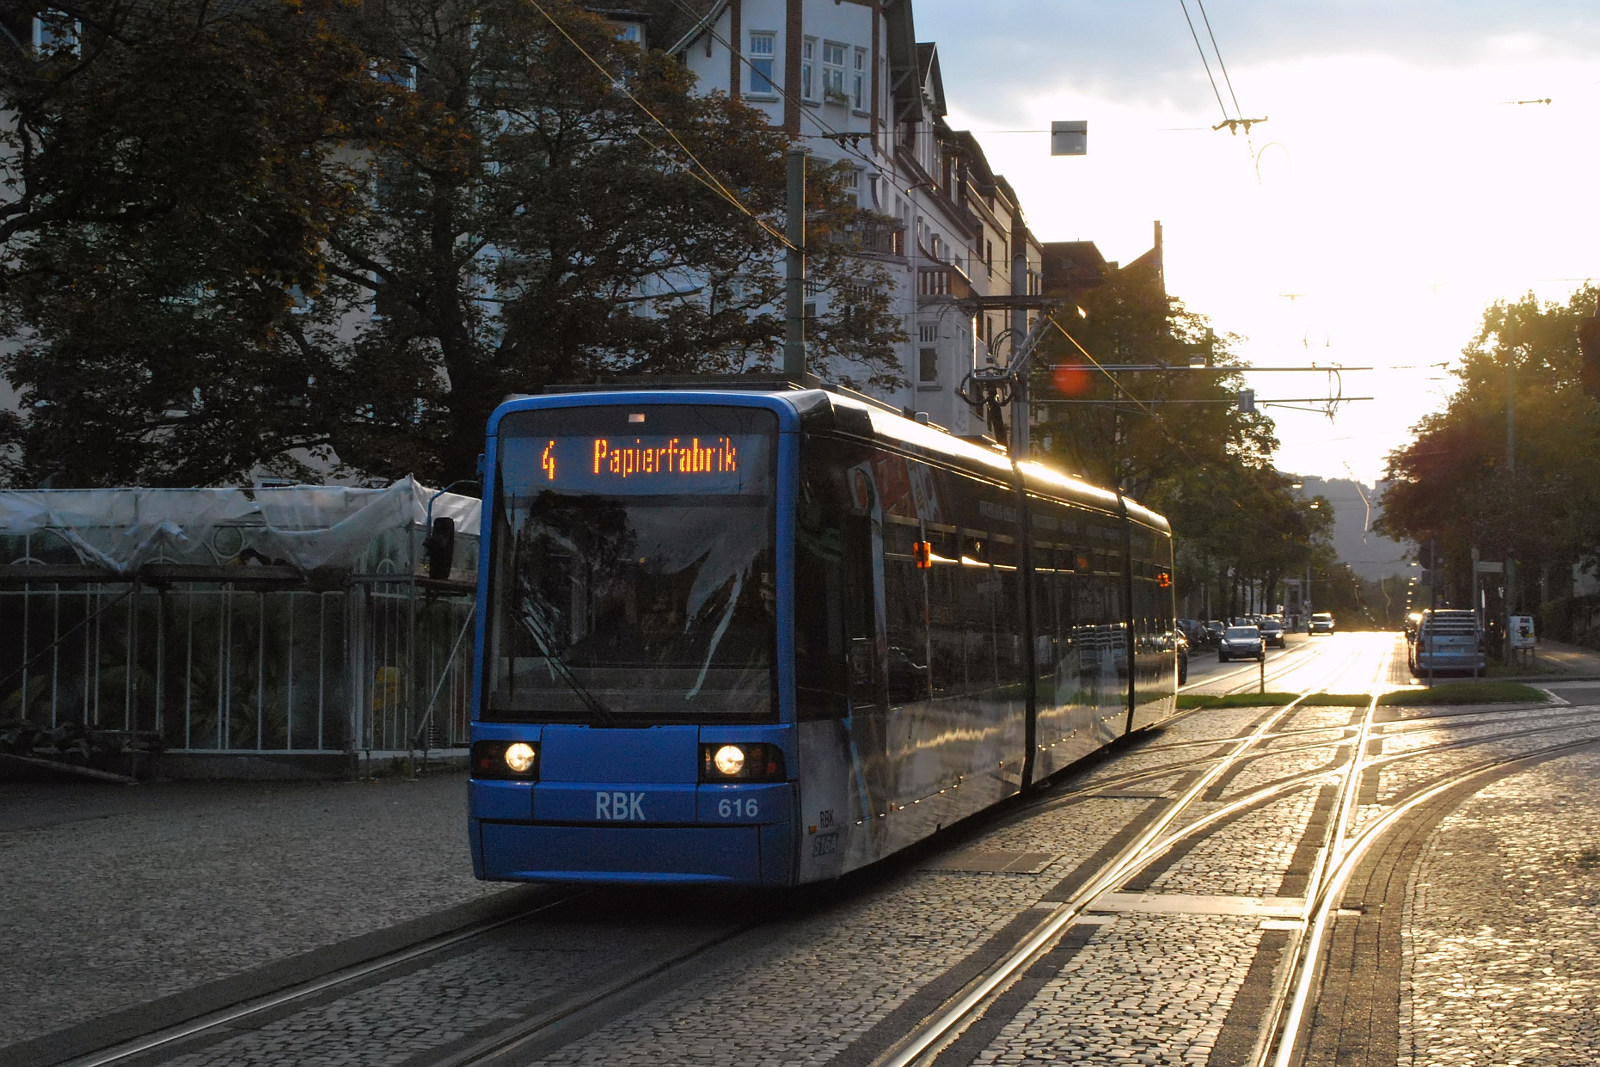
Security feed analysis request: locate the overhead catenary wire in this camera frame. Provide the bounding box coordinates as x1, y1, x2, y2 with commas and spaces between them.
1036, 314, 1348, 532
1176, 0, 1265, 142
527, 0, 797, 251
1178, 0, 1230, 122
1195, 0, 1243, 119
661, 0, 938, 214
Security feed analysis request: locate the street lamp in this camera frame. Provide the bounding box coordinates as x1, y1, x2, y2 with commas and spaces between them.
1300, 493, 1319, 632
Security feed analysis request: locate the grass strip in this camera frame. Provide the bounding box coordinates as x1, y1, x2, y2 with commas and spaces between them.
1179, 681, 1548, 710
1376, 681, 1548, 705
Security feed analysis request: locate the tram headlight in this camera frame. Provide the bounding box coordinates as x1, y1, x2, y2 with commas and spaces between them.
471, 739, 540, 780
713, 745, 745, 776
700, 742, 786, 783
504, 742, 537, 774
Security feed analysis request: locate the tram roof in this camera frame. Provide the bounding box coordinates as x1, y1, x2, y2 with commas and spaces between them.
494, 381, 1170, 535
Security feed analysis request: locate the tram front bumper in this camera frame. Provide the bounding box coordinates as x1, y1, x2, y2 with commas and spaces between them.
469, 780, 796, 886
476, 822, 773, 884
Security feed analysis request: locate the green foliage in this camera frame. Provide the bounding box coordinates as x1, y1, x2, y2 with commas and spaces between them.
1029, 263, 1315, 618
1378, 285, 1600, 610
0, 0, 374, 486
1376, 681, 1548, 706
1033, 266, 1276, 499
0, 0, 902, 487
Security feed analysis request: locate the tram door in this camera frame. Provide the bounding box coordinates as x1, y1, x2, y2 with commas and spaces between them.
795, 445, 892, 877
841, 504, 892, 860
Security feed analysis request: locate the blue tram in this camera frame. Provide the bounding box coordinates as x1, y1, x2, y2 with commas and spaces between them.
468, 384, 1178, 886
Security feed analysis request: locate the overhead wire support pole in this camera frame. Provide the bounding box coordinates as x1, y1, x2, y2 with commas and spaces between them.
784, 145, 806, 380
956, 307, 1060, 453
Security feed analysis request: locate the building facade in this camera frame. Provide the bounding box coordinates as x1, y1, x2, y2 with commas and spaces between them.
626, 0, 1044, 437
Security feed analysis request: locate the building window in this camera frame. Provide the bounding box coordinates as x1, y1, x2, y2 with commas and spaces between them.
610, 20, 644, 45
801, 38, 816, 101
843, 167, 861, 206
748, 32, 776, 95
822, 42, 846, 99
919, 347, 939, 384
33, 11, 79, 54
370, 54, 418, 91
852, 48, 868, 110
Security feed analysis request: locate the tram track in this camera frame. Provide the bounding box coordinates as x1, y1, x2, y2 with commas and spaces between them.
43, 692, 1600, 1067
855, 690, 1600, 1067
54, 891, 584, 1067
57, 887, 770, 1067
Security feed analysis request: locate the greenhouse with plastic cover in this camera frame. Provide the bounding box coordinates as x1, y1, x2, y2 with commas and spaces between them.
0, 478, 480, 778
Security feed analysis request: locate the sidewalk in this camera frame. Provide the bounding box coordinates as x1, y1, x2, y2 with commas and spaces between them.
1504, 637, 1600, 680
0, 773, 523, 1066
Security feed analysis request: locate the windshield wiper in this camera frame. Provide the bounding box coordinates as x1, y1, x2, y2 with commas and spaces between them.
514, 589, 619, 727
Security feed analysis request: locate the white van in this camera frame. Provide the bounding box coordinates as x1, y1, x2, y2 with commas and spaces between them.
1411, 609, 1483, 674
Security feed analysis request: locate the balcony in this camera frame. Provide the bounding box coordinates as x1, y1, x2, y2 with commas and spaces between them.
918, 262, 973, 302
838, 216, 904, 257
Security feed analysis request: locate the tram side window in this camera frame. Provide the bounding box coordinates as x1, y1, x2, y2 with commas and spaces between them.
1028, 545, 1061, 680
796, 449, 855, 719
954, 528, 1024, 697
882, 518, 930, 702
924, 530, 963, 697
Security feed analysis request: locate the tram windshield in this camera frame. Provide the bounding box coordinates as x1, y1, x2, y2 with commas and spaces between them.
483, 404, 777, 723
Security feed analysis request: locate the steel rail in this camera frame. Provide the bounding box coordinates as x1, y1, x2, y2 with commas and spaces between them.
1263, 728, 1600, 1067
61, 893, 587, 1067
878, 694, 1600, 1067
875, 694, 1311, 1067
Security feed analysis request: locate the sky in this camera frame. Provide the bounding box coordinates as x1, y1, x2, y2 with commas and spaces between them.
913, 1, 1600, 486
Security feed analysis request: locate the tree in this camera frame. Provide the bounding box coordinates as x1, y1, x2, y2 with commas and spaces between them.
266, 0, 901, 483
1029, 259, 1304, 617
1378, 285, 1600, 611
0, 0, 902, 487
0, 0, 377, 486
1032, 262, 1276, 501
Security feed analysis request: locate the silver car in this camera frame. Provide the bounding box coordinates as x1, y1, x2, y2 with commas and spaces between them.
1218, 625, 1265, 662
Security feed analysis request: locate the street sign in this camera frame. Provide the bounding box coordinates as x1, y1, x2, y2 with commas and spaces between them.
1051, 121, 1087, 156
1509, 614, 1536, 650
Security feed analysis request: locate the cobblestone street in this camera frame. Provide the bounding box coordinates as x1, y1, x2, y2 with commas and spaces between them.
5, 647, 1600, 1067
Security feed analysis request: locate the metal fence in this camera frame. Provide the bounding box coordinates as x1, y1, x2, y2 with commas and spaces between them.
0, 578, 475, 756
0, 480, 480, 763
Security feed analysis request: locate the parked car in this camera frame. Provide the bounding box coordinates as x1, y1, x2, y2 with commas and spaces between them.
1410, 609, 1484, 675
1202, 620, 1226, 647
1404, 612, 1423, 642
1218, 624, 1265, 662
1309, 612, 1335, 635
1159, 629, 1191, 684
1257, 616, 1286, 647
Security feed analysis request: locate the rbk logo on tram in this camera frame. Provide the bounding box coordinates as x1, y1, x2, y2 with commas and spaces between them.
596, 792, 646, 821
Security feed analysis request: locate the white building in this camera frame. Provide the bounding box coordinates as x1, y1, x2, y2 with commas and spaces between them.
626, 0, 1044, 438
